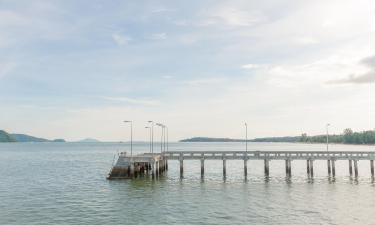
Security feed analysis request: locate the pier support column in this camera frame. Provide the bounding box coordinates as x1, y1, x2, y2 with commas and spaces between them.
166, 159, 168, 170
156, 161, 159, 177
349, 160, 353, 176
264, 159, 269, 176
327, 160, 331, 176
130, 163, 135, 178
223, 159, 227, 177
151, 162, 155, 179
371, 160, 374, 177
285, 160, 291, 177
307, 160, 310, 175
331, 160, 336, 177
201, 159, 204, 176
309, 160, 314, 177
179, 159, 183, 177
354, 160, 358, 177
244, 159, 248, 177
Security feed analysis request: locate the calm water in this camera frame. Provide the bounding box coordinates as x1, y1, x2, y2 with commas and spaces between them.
1, 142, 375, 225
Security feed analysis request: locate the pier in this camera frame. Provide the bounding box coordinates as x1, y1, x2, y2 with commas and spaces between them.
108, 151, 375, 179
107, 152, 167, 179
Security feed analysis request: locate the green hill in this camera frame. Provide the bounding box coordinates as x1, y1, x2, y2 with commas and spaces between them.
0, 130, 17, 142
11, 134, 49, 142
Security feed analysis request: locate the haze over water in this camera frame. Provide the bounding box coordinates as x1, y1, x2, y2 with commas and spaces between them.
1, 142, 375, 225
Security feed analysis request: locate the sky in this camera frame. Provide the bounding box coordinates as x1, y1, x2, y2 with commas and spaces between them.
1, 0, 375, 141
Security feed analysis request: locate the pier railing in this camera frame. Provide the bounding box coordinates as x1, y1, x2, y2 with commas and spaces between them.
165, 151, 375, 160
165, 151, 375, 178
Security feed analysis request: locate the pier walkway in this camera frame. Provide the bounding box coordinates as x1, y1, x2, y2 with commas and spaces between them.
108, 151, 375, 179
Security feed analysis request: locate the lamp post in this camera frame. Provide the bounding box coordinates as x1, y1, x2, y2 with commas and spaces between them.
124, 120, 133, 156
145, 126, 151, 153
245, 123, 248, 153
148, 121, 154, 154
326, 123, 330, 151
156, 123, 164, 153
166, 126, 168, 152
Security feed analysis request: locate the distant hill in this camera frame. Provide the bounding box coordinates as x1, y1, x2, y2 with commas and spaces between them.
0, 130, 17, 142
180, 137, 245, 142
0, 130, 65, 143
180, 136, 301, 143
11, 134, 49, 142
77, 138, 100, 143
180, 129, 375, 145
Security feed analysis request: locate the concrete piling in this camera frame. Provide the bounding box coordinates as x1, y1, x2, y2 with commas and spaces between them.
307, 160, 310, 175
285, 159, 291, 177
244, 159, 248, 177
223, 159, 227, 176
349, 160, 353, 176
130, 163, 135, 178
331, 160, 336, 177
371, 160, 374, 177
179, 159, 183, 176
354, 160, 358, 177
327, 160, 331, 175
309, 160, 314, 177
201, 159, 204, 176
264, 159, 270, 176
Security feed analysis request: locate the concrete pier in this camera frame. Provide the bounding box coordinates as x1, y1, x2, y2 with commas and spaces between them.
107, 152, 167, 179
109, 151, 375, 180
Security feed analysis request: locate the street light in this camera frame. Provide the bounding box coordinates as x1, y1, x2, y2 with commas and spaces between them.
124, 120, 133, 156
156, 123, 165, 154
245, 123, 248, 153
326, 123, 330, 151
145, 126, 151, 153
165, 126, 169, 152
148, 121, 154, 154
162, 125, 168, 153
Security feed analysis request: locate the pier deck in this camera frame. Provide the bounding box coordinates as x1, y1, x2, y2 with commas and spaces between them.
108, 151, 375, 179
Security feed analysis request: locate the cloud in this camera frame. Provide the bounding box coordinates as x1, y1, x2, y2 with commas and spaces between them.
150, 33, 167, 40
162, 75, 173, 79
241, 64, 260, 69
199, 7, 265, 27
102, 96, 160, 106
327, 55, 375, 84
294, 36, 319, 45
0, 62, 16, 79
112, 33, 131, 46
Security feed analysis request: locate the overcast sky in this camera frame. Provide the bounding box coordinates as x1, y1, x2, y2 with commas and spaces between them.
1, 0, 375, 141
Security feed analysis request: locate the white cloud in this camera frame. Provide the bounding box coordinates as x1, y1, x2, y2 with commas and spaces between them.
201, 7, 265, 27
102, 96, 160, 106
112, 33, 131, 46
150, 33, 167, 40
0, 62, 16, 79
328, 54, 375, 84
294, 36, 319, 45
241, 64, 260, 69
162, 75, 173, 79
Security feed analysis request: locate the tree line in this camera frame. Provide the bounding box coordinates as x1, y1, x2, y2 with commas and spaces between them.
300, 128, 375, 144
